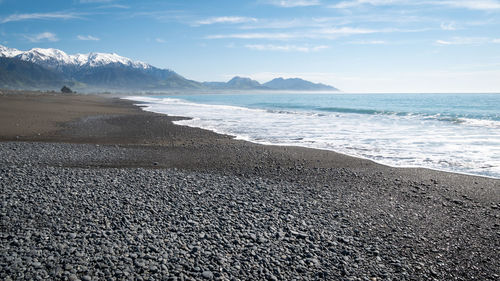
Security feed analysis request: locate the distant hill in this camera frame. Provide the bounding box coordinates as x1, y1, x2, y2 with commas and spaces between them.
202, 76, 265, 90
263, 77, 338, 91
0, 44, 339, 92
226, 76, 262, 89
204, 76, 339, 91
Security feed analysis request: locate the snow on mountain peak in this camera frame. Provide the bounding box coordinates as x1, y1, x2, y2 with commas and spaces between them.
84, 52, 150, 68
0, 45, 23, 57
20, 47, 75, 65
0, 44, 151, 69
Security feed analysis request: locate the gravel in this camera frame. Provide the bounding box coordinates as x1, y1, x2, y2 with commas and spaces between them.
1, 141, 499, 280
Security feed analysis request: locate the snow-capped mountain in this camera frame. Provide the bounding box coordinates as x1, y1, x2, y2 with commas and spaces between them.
0, 45, 151, 70
0, 44, 205, 91
0, 44, 338, 92
83, 52, 150, 68
0, 45, 24, 57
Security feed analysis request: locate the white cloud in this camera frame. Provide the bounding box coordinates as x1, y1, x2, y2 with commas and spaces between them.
441, 0, 500, 10
240, 18, 329, 30
330, 0, 500, 11
317, 27, 425, 38
331, 0, 400, 9
493, 38, 500, 43
349, 40, 387, 44
238, 13, 437, 31
207, 26, 423, 40
265, 0, 321, 7
156, 38, 166, 43
436, 39, 452, 45
207, 32, 297, 39
318, 27, 379, 35
1, 12, 81, 23
435, 37, 491, 45
196, 16, 257, 25
440, 22, 457, 30
24, 32, 58, 42
77, 35, 100, 41
245, 44, 329, 52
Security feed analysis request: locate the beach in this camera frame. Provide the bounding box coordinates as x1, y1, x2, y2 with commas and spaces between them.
1, 91, 499, 280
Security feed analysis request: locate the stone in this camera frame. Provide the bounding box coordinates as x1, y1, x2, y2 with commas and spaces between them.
202, 270, 214, 279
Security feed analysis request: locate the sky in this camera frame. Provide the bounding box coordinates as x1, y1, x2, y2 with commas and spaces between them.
0, 0, 499, 93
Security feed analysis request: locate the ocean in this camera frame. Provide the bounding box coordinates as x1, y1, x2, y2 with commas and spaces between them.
127, 93, 500, 179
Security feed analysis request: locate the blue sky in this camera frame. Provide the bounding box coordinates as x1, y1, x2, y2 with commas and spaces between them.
1, 0, 499, 93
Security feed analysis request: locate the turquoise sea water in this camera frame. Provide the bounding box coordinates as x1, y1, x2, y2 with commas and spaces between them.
127, 93, 500, 178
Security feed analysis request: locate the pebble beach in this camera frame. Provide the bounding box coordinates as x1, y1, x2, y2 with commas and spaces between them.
1, 91, 499, 280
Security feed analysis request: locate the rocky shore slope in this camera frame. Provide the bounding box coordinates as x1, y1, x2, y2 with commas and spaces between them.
1, 92, 499, 280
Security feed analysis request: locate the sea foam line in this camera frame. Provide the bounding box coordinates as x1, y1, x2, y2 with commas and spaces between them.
125, 96, 500, 179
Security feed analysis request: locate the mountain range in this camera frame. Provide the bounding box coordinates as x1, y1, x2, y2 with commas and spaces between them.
0, 45, 339, 92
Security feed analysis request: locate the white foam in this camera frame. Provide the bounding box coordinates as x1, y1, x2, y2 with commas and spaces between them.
126, 96, 500, 179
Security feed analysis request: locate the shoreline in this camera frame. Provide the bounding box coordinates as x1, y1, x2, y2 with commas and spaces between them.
172, 117, 500, 180
1, 91, 499, 280
0, 91, 497, 197
174, 118, 500, 180
126, 96, 500, 180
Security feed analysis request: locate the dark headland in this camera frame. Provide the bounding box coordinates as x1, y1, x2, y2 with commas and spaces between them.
1, 90, 498, 281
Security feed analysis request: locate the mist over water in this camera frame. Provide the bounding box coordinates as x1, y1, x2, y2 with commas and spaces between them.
127, 93, 500, 178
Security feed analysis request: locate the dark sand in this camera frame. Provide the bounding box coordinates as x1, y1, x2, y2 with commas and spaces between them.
1, 91, 499, 280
